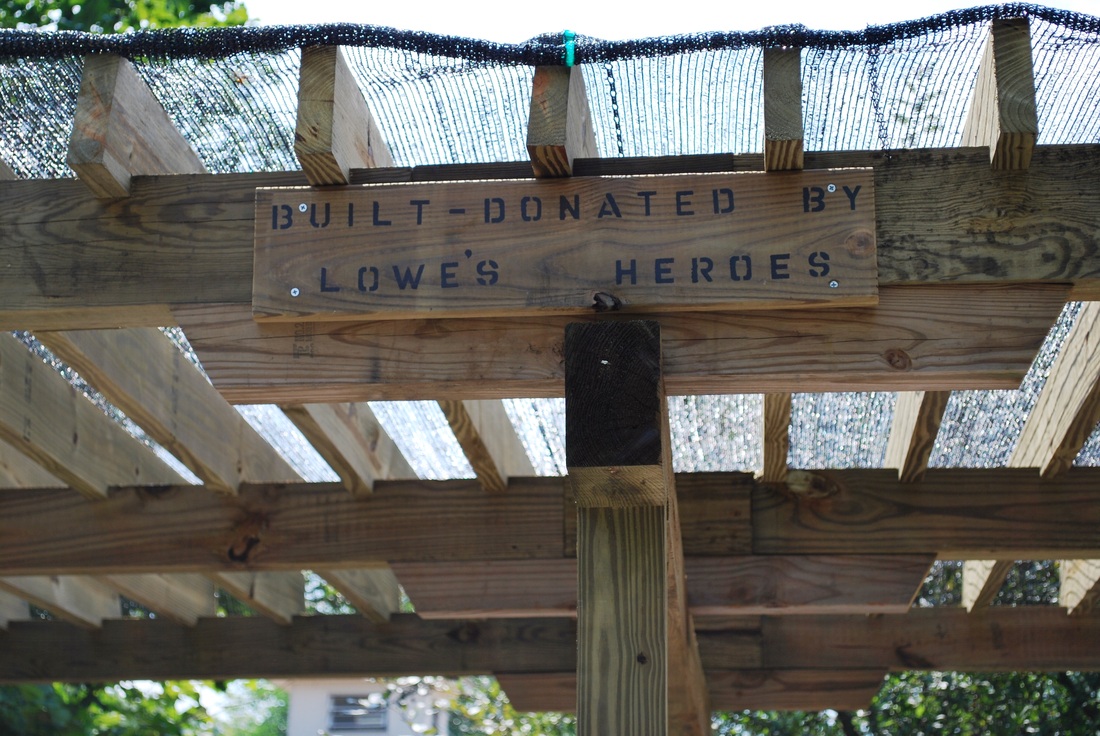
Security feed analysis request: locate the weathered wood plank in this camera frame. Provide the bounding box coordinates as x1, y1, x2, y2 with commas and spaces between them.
1059, 559, 1100, 616
295, 46, 393, 186
38, 329, 299, 493
394, 554, 930, 618
0, 334, 185, 499
0, 478, 568, 574
763, 48, 804, 172
281, 402, 413, 494
753, 468, 1100, 558
498, 670, 887, 712
961, 18, 1038, 169
738, 607, 1100, 672
884, 390, 951, 482
1010, 302, 1100, 477
437, 400, 507, 493
2, 147, 1099, 328
317, 568, 401, 622
180, 284, 1067, 403
454, 399, 535, 484
210, 571, 304, 625
0, 576, 119, 629
527, 66, 597, 177
97, 573, 215, 626
962, 559, 1014, 611
67, 54, 206, 198
252, 169, 877, 321
761, 393, 791, 483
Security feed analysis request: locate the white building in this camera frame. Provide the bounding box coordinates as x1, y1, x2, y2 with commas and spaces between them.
283, 678, 451, 736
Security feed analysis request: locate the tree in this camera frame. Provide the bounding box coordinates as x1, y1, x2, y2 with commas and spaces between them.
0, 0, 247, 33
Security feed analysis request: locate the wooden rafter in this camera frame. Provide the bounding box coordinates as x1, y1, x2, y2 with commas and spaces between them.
67, 54, 207, 198
961, 560, 1014, 611
1, 147, 1099, 329
760, 393, 791, 483
0, 590, 28, 629
762, 47, 804, 172
1060, 559, 1100, 616
0, 576, 119, 629
526, 65, 597, 177
438, 399, 534, 493
884, 391, 951, 483
96, 574, 215, 627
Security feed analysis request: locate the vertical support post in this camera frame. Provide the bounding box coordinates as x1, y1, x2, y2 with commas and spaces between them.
566, 320, 709, 736
763, 47, 804, 172
527, 66, 598, 177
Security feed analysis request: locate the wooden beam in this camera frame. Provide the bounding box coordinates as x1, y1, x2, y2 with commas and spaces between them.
498, 670, 886, 713
209, 571, 304, 626
295, 45, 393, 186
6, 608, 1100, 683
0, 576, 119, 629
12, 470, 1100, 575
67, 54, 206, 198
394, 555, 932, 619
527, 66, 598, 177
3, 147, 1100, 329
760, 393, 791, 483
961, 559, 1014, 611
566, 322, 670, 735
0, 334, 185, 499
884, 390, 951, 482
1060, 559, 1100, 616
438, 400, 504, 493
1010, 302, 1100, 477
38, 329, 298, 493
281, 402, 414, 494
753, 468, 1100, 558
762, 48, 804, 171
317, 568, 401, 622
0, 440, 65, 488
961, 18, 1038, 169
438, 399, 534, 493
0, 590, 29, 628
179, 284, 1067, 403
97, 573, 215, 626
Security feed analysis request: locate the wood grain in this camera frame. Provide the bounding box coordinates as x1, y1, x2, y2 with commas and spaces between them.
1010, 301, 1100, 477
39, 328, 299, 493
763, 48, 804, 171
67, 54, 206, 198
2, 147, 1100, 328
761, 393, 791, 482
883, 390, 951, 482
961, 559, 1013, 611
0, 440, 65, 489
753, 468, 1100, 558
317, 568, 401, 622
527, 66, 598, 177
437, 399, 507, 493
1059, 559, 1100, 615
97, 573, 215, 626
209, 570, 304, 625
281, 402, 413, 494
179, 284, 1067, 403
0, 334, 185, 499
295, 46, 393, 186
0, 576, 119, 629
961, 18, 1038, 169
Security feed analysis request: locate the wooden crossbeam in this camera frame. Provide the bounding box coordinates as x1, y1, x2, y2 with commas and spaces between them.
497, 670, 886, 713
961, 559, 1014, 611
38, 329, 298, 494
0, 589, 28, 629
566, 321, 710, 735
0, 334, 185, 499
884, 391, 951, 482
209, 571, 304, 626
316, 568, 401, 622
760, 393, 791, 483
961, 18, 1038, 169
762, 48, 804, 171
0, 576, 119, 629
281, 402, 414, 494
1060, 559, 1100, 615
178, 284, 1067, 403
67, 54, 206, 198
97, 573, 215, 626
0, 440, 65, 489
1010, 302, 1100, 477
438, 399, 534, 493
295, 45, 393, 186
5, 608, 1100, 683
9, 469, 1100, 574
2, 147, 1100, 328
527, 66, 597, 177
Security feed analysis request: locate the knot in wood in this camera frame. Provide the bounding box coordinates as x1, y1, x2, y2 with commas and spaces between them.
785, 470, 840, 499
883, 348, 913, 371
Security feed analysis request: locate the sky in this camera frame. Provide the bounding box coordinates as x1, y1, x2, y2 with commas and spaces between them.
242, 0, 1100, 41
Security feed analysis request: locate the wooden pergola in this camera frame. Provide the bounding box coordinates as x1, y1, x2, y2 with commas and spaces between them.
2, 15, 1100, 734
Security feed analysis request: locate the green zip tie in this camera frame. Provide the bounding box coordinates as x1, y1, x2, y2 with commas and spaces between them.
564, 29, 576, 67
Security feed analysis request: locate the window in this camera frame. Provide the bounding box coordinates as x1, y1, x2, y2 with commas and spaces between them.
328, 695, 388, 732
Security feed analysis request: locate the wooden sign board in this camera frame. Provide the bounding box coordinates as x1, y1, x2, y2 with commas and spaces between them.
253, 169, 876, 321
